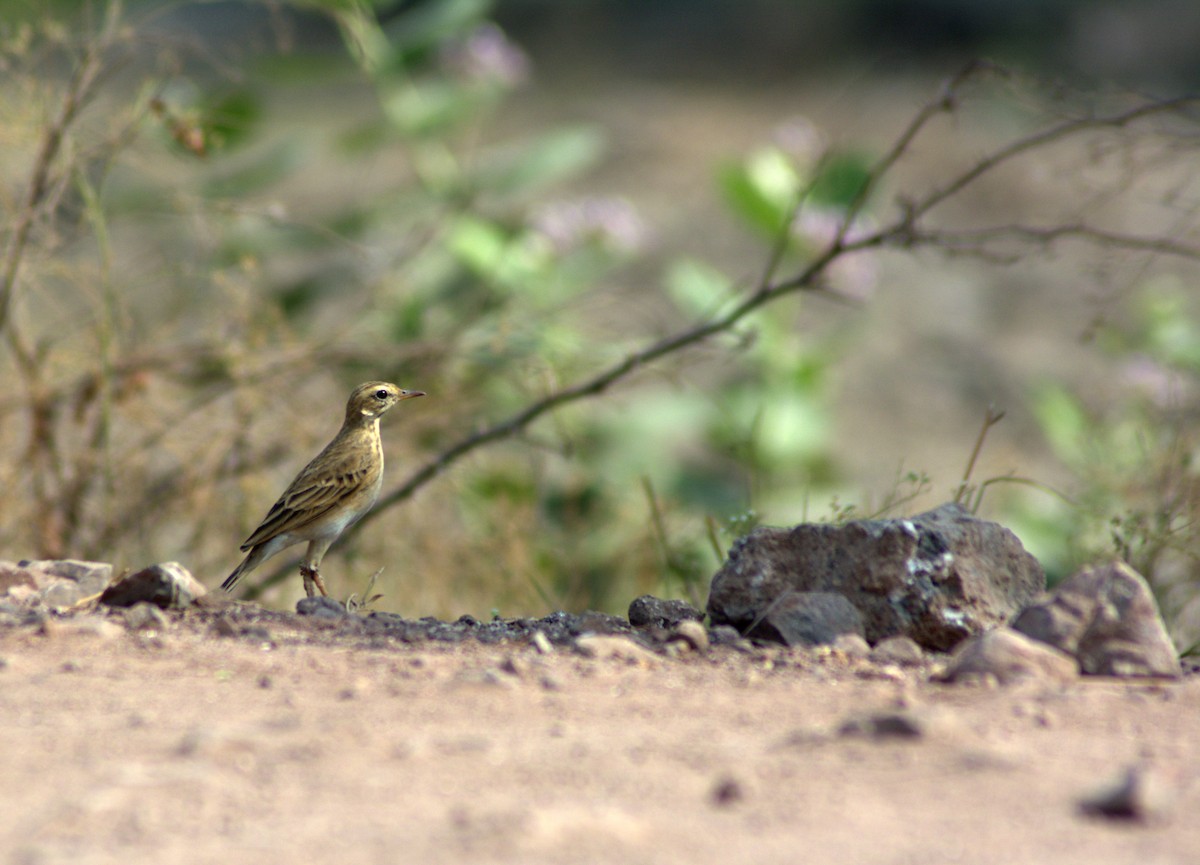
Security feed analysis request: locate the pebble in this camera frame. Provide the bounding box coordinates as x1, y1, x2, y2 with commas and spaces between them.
832, 633, 871, 659
1079, 764, 1178, 822
709, 775, 745, 807
670, 620, 709, 653
124, 602, 169, 631
574, 635, 660, 667
937, 627, 1077, 685
870, 635, 925, 666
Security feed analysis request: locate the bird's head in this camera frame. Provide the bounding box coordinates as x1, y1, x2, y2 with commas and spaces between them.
347, 381, 426, 421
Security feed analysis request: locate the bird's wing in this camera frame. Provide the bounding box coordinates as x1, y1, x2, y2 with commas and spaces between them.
239, 445, 377, 549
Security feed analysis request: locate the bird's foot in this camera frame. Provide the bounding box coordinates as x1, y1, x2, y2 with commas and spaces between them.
300, 565, 329, 598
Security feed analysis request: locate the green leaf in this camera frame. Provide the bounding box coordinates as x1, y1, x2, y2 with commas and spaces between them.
381, 0, 492, 70
204, 140, 304, 198
201, 88, 261, 151
718, 147, 799, 237
448, 215, 508, 275
809, 151, 873, 209
1032, 382, 1091, 461
383, 80, 478, 137
475, 127, 605, 197
665, 257, 734, 318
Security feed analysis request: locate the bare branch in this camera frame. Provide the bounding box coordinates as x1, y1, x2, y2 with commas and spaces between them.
907, 223, 1200, 262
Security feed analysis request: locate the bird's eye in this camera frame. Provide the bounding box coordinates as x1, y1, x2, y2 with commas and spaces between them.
375, 389, 389, 400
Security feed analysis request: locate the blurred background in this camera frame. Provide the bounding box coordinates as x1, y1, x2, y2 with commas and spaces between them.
3, 0, 1200, 647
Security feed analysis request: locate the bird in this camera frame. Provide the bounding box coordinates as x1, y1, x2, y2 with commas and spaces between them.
222, 381, 425, 598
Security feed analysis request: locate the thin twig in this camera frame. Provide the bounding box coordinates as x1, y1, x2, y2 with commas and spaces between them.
0, 1, 121, 360
954, 405, 1006, 508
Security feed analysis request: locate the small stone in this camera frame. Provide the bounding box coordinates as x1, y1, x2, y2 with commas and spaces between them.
296, 596, 347, 618
0, 564, 36, 596
531, 631, 554, 655
710, 775, 744, 807
839, 710, 924, 739
870, 635, 925, 666
100, 563, 205, 609
832, 633, 871, 659
938, 627, 1077, 686
574, 635, 660, 667
670, 619, 709, 652
628, 595, 704, 629
499, 655, 527, 677
708, 625, 743, 645
1013, 561, 1181, 678
41, 581, 84, 610
123, 602, 168, 631
1079, 764, 1178, 822
10, 559, 113, 595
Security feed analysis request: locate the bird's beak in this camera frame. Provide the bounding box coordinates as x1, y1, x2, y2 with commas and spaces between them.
399, 390, 426, 400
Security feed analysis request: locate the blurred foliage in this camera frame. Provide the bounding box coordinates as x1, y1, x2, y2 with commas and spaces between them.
0, 0, 866, 615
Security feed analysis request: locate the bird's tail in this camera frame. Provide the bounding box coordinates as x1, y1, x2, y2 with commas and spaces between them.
221, 546, 265, 593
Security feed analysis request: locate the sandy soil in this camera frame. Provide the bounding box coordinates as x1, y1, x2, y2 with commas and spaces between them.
1, 607, 1196, 865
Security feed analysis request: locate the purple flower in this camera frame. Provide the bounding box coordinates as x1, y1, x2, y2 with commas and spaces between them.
530, 197, 650, 255
440, 23, 530, 87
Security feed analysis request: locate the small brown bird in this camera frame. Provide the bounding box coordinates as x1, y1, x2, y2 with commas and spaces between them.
222, 381, 425, 597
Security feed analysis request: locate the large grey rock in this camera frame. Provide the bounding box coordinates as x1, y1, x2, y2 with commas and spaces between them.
937, 627, 1078, 685
707, 504, 1044, 650
100, 562, 205, 609
1012, 561, 1181, 678
754, 591, 865, 647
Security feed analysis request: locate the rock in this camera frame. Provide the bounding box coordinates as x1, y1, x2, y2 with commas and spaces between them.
530, 631, 554, 654
938, 627, 1077, 685
709, 775, 744, 807
574, 635, 660, 667
296, 596, 347, 618
0, 565, 36, 595
98, 566, 182, 610
42, 580, 85, 609
669, 619, 709, 652
99, 563, 204, 609
1, 559, 113, 607
1012, 561, 1181, 678
707, 503, 1044, 650
754, 591, 865, 647
837, 708, 951, 739
832, 633, 871, 659
1079, 764, 1178, 822
870, 635, 925, 667
628, 595, 704, 629
123, 602, 169, 631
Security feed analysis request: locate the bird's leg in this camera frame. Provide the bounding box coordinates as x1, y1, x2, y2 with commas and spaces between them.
299, 565, 329, 597
301, 538, 334, 597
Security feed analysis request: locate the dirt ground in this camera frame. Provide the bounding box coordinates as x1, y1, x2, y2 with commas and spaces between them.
1, 606, 1196, 865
